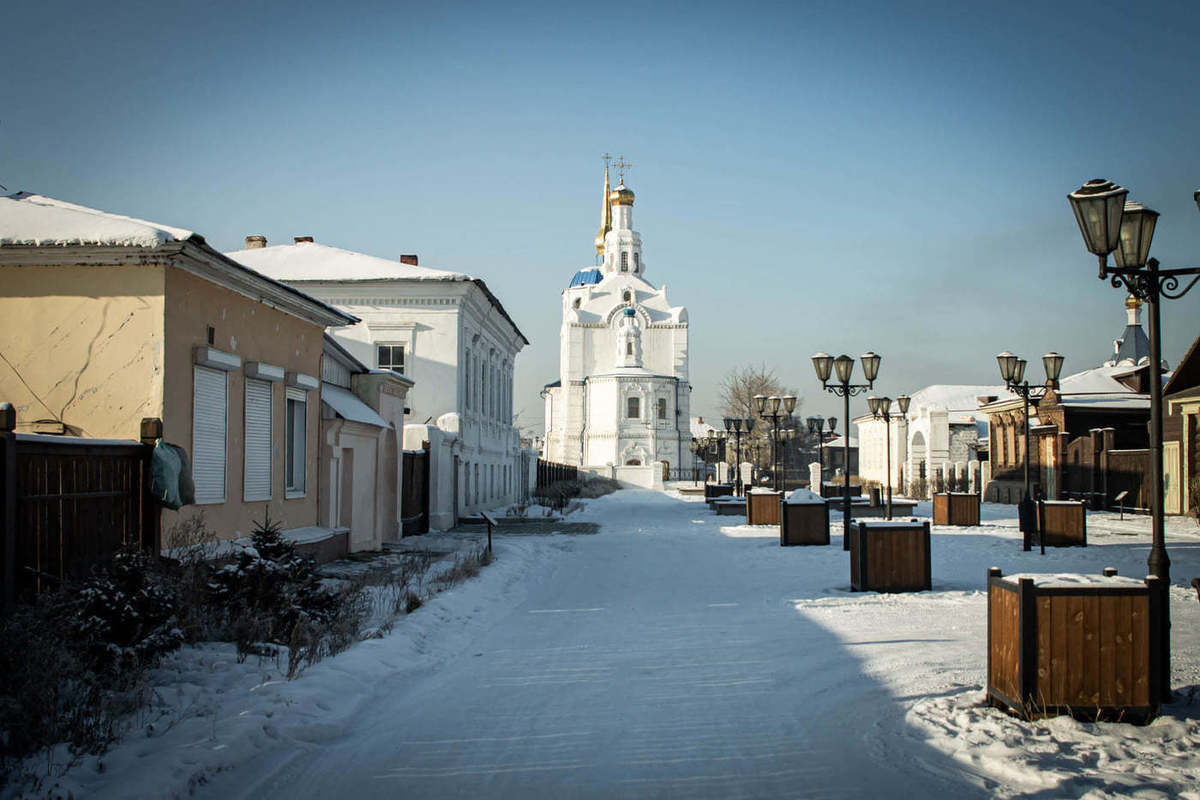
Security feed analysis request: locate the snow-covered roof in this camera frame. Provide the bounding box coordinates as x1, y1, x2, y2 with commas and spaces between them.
907, 384, 1011, 424
321, 383, 390, 429
0, 192, 194, 247
825, 435, 858, 448
226, 241, 468, 282
691, 417, 719, 438
979, 365, 1156, 414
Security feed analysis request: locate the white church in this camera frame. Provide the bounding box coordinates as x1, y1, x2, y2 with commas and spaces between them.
542, 162, 694, 487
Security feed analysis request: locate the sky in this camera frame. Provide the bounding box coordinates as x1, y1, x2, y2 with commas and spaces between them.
5, 0, 1200, 431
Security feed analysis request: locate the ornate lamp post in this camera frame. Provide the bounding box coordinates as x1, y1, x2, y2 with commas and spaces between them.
1067, 179, 1200, 701
689, 437, 702, 486
867, 394, 910, 520
995, 351, 1064, 553
755, 394, 797, 491
724, 417, 756, 495
812, 352, 880, 550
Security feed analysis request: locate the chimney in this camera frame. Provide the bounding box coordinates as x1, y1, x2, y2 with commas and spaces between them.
400, 254, 419, 266
294, 236, 314, 244
245, 235, 267, 249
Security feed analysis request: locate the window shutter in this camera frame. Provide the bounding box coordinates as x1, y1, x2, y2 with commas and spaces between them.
193, 366, 227, 503
244, 379, 272, 501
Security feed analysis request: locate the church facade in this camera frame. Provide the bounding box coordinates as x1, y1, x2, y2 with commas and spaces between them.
542, 165, 694, 485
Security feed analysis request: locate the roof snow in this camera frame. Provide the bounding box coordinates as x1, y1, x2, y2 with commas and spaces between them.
0, 192, 194, 247
226, 241, 469, 282
907, 384, 1012, 423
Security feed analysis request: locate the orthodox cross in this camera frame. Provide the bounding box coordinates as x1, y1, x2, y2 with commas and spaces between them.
601, 152, 611, 167
613, 155, 632, 182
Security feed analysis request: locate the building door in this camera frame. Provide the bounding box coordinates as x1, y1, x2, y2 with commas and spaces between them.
1164, 441, 1182, 515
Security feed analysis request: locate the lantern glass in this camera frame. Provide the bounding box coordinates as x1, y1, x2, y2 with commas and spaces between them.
723, 416, 733, 432
833, 355, 854, 384
897, 394, 911, 415
828, 417, 837, 432
880, 396, 892, 415
1113, 202, 1158, 270
1013, 359, 1027, 385
807, 416, 819, 433
1067, 179, 1128, 257
860, 352, 881, 383
867, 395, 880, 416
996, 351, 1017, 382
732, 417, 742, 433
1042, 352, 1065, 384
783, 395, 797, 414
769, 395, 782, 414
744, 417, 756, 433
754, 394, 767, 415
811, 353, 833, 383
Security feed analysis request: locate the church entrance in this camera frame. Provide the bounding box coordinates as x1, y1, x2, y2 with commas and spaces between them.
661, 460, 670, 481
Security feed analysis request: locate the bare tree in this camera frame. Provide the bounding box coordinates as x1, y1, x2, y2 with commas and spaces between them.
717, 364, 802, 475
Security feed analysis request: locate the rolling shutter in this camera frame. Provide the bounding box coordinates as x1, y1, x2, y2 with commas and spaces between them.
244, 378, 273, 501
193, 366, 227, 503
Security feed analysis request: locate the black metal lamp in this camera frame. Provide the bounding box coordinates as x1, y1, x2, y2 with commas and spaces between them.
996, 351, 1018, 383
1042, 352, 1065, 387
833, 355, 854, 384
897, 395, 911, 415
812, 353, 833, 384
783, 395, 797, 415
1068, 178, 1128, 275
861, 352, 881, 384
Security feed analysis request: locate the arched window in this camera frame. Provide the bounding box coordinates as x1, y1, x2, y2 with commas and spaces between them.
626, 342, 633, 355
627, 396, 640, 419
657, 398, 667, 419
621, 252, 628, 271
573, 297, 581, 309
622, 290, 631, 302
634, 252, 640, 270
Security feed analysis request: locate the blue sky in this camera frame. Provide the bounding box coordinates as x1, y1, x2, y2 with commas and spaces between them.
5, 0, 1200, 429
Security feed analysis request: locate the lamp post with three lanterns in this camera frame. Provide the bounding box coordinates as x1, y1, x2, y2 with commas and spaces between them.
723, 416, 755, 496
812, 352, 881, 550
754, 394, 797, 491
866, 394, 910, 520
1066, 178, 1200, 701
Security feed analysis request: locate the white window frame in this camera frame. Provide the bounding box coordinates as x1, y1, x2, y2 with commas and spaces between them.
285, 386, 308, 498
243, 378, 274, 502
377, 343, 405, 374
627, 396, 640, 419
192, 365, 228, 505
621, 252, 628, 271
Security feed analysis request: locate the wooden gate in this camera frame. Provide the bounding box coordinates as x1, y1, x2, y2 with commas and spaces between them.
2, 410, 160, 608
401, 446, 430, 536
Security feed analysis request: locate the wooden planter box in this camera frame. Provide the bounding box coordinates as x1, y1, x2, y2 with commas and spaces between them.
933, 492, 981, 526
746, 490, 783, 526
704, 483, 734, 501
1038, 500, 1087, 547
712, 498, 746, 516
849, 520, 931, 592
986, 568, 1163, 723
780, 490, 829, 546
821, 482, 863, 499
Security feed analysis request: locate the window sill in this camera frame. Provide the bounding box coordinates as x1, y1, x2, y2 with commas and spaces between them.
193, 498, 226, 506
244, 494, 272, 503
285, 490, 307, 500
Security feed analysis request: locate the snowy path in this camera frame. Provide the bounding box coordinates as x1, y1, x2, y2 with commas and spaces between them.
47, 489, 1200, 799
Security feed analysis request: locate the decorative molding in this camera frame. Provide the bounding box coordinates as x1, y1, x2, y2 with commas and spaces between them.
194, 346, 242, 372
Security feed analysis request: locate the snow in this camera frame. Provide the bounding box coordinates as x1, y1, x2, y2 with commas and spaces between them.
0, 192, 193, 247
784, 488, 825, 505
226, 241, 469, 282
996, 572, 1147, 588
905, 383, 1013, 423
24, 490, 1200, 799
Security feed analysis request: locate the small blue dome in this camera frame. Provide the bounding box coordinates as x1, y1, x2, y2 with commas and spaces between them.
568, 268, 603, 288
623, 307, 635, 316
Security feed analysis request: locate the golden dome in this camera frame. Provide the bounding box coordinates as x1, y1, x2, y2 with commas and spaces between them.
610, 183, 635, 206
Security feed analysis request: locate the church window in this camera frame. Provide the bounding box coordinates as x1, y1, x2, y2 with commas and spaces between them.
657, 398, 667, 420
634, 252, 640, 270
573, 298, 581, 309
626, 342, 633, 356
621, 252, 628, 271
627, 396, 640, 419
622, 291, 631, 302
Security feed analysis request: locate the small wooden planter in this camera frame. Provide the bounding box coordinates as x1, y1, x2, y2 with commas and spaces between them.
849, 520, 931, 592
746, 490, 783, 526
933, 492, 980, 526
1038, 500, 1087, 547
821, 482, 863, 499
704, 483, 734, 501
780, 490, 829, 546
986, 568, 1163, 723
712, 498, 746, 516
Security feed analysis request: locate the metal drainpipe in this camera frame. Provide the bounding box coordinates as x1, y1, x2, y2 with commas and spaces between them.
578, 377, 589, 466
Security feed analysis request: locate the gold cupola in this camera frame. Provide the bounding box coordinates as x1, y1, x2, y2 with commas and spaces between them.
594, 163, 612, 256
610, 182, 635, 206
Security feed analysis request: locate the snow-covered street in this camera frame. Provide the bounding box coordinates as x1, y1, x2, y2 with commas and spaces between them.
44, 489, 1200, 799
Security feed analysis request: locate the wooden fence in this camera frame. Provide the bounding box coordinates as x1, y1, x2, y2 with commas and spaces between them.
2, 408, 160, 609
536, 459, 578, 489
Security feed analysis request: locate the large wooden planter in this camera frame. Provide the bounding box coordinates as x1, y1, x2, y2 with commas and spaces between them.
780, 490, 829, 546
1038, 500, 1087, 547
704, 483, 734, 501
849, 520, 931, 592
986, 568, 1163, 723
712, 498, 746, 516
820, 482, 863, 499
933, 492, 980, 526
746, 490, 783, 526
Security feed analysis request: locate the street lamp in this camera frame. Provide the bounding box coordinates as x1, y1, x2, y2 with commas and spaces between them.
807, 415, 835, 487
812, 352, 880, 549
867, 394, 909, 520
1068, 179, 1200, 702
995, 350, 1063, 554
756, 394, 797, 491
